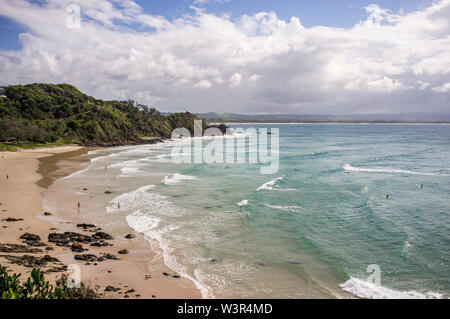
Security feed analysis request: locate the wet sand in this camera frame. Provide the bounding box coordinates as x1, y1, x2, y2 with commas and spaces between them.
0, 146, 201, 299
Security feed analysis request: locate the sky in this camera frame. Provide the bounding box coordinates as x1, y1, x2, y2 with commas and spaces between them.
0, 0, 449, 114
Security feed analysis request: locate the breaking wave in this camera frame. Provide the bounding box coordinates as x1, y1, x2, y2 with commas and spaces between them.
343, 164, 447, 176
340, 277, 443, 299
257, 177, 283, 191
162, 173, 198, 185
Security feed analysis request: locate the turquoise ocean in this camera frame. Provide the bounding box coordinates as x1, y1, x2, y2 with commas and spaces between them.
53, 124, 450, 298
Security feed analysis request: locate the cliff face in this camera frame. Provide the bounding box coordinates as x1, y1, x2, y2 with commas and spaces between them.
0, 83, 203, 146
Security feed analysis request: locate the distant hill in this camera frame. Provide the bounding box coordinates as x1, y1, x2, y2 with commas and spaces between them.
0, 83, 205, 146
197, 112, 450, 123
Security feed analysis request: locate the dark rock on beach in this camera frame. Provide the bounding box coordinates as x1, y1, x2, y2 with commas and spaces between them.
77, 223, 96, 229
104, 253, 120, 260
44, 265, 68, 274
25, 241, 47, 247
74, 254, 105, 262
105, 286, 120, 292
71, 243, 87, 252
93, 232, 113, 240
19, 233, 41, 241
90, 241, 112, 247
0, 243, 42, 254
0, 254, 60, 268
49, 232, 91, 246
2, 217, 24, 222
118, 249, 129, 255
48, 231, 113, 246
124, 234, 136, 239
43, 212, 52, 216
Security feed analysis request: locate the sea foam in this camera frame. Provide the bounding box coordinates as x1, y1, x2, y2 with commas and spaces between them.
125, 210, 214, 299
257, 177, 283, 191
162, 173, 198, 185
265, 204, 304, 213
343, 164, 447, 176
236, 200, 248, 207
106, 185, 156, 213
340, 277, 443, 299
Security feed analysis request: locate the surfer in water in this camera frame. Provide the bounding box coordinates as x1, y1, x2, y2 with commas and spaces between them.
386, 194, 389, 199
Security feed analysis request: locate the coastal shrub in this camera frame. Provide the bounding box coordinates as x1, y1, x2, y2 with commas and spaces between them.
66, 119, 82, 130
0, 265, 99, 299
0, 265, 22, 299
0, 265, 67, 299
55, 274, 99, 299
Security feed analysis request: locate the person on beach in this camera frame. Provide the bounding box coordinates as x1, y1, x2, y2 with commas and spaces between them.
77, 201, 80, 212
6, 174, 8, 180
117, 203, 120, 209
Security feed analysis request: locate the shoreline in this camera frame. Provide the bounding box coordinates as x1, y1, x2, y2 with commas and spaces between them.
0, 146, 201, 299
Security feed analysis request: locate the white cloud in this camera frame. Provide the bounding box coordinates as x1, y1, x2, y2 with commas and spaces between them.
194, 79, 212, 89
432, 82, 450, 93
193, 0, 231, 5
417, 81, 430, 90
0, 0, 449, 114
229, 73, 242, 88
248, 74, 261, 82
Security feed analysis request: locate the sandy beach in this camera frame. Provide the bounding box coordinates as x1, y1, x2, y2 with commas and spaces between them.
0, 146, 201, 299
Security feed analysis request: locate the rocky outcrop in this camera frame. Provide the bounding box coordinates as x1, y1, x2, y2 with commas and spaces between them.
71, 243, 87, 253
0, 254, 60, 268
74, 254, 105, 262
48, 231, 113, 247
0, 243, 42, 253
19, 233, 41, 241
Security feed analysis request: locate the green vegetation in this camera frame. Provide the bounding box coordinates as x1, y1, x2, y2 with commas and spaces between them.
0, 141, 69, 151
0, 83, 203, 146
1, 265, 66, 299
0, 265, 98, 299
